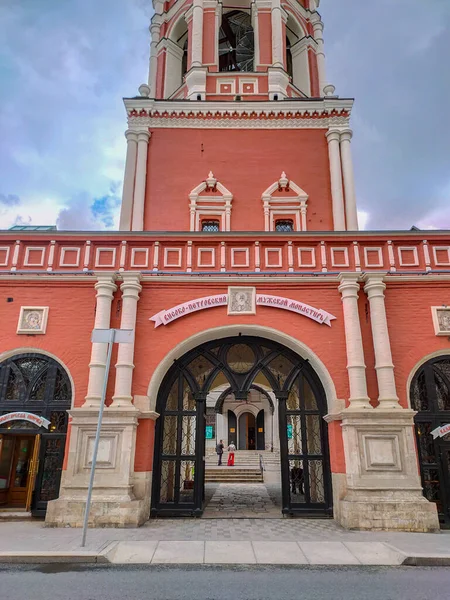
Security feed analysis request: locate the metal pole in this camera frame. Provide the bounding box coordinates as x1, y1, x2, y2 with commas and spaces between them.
81, 329, 115, 547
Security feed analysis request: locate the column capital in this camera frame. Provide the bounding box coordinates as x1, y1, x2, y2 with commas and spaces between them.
137, 130, 151, 143
120, 272, 143, 297
94, 272, 117, 294
125, 129, 139, 143
338, 273, 361, 296
363, 272, 388, 296
326, 129, 342, 143
340, 129, 353, 142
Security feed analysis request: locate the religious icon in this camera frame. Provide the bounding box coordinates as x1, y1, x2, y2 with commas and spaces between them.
228, 287, 256, 315
17, 307, 49, 334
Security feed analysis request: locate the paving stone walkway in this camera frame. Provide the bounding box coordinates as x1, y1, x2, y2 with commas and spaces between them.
202, 483, 281, 518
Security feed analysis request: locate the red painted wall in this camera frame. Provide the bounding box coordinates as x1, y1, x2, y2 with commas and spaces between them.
144, 128, 333, 231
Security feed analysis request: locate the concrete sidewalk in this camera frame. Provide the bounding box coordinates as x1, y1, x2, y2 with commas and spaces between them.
0, 520, 449, 566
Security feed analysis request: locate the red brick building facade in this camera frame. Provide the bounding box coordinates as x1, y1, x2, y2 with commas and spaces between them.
0, 0, 449, 530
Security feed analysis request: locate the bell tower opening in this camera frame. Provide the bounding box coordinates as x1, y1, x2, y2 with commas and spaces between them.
219, 10, 255, 72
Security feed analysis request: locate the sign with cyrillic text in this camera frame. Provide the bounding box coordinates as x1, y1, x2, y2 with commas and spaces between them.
0, 412, 51, 429
150, 292, 336, 328
431, 424, 450, 439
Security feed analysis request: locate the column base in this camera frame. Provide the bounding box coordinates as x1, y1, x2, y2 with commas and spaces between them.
336, 407, 440, 532
45, 494, 149, 529
185, 67, 207, 100
45, 406, 151, 528
338, 491, 439, 532
267, 67, 289, 100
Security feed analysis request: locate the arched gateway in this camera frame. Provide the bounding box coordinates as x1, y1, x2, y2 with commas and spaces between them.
411, 356, 450, 527
151, 336, 332, 517
0, 353, 71, 515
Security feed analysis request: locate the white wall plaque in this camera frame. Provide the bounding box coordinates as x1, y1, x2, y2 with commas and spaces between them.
431, 306, 450, 336
17, 306, 49, 334
228, 287, 256, 315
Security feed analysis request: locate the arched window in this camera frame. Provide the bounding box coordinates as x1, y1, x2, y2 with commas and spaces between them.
165, 19, 189, 98
201, 220, 220, 232
286, 36, 293, 80
219, 11, 254, 72
275, 219, 294, 232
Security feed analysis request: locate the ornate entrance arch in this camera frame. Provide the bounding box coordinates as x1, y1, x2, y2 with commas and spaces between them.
151, 336, 332, 517
411, 356, 450, 527
0, 352, 72, 515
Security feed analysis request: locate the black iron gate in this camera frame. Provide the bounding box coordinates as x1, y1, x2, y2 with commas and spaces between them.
411, 356, 450, 527
151, 336, 332, 517
0, 353, 71, 516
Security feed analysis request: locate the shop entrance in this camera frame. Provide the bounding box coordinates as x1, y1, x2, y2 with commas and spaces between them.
151, 336, 332, 518
0, 434, 40, 509
411, 356, 450, 528
238, 412, 256, 450
0, 353, 72, 516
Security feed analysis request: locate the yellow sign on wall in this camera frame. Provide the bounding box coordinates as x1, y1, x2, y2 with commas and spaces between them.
230, 428, 235, 433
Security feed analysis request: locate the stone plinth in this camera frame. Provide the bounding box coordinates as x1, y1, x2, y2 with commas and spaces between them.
336, 408, 439, 532
46, 406, 149, 528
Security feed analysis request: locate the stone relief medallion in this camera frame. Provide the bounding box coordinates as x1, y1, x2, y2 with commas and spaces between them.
17, 306, 49, 334
227, 287, 256, 316
431, 307, 450, 336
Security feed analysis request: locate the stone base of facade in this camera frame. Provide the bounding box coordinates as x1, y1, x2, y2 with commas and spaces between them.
45, 404, 155, 528
338, 491, 439, 532
45, 495, 148, 528
331, 407, 440, 532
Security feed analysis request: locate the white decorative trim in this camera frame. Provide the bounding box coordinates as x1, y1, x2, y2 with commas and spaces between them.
0, 246, 10, 267
164, 247, 182, 268
331, 247, 349, 268
128, 116, 350, 130
363, 247, 383, 268
131, 248, 149, 268
265, 248, 282, 268
24, 246, 45, 267
189, 172, 233, 232
17, 306, 49, 335
216, 78, 236, 95
239, 78, 258, 95
262, 172, 308, 232
298, 247, 316, 268
398, 246, 419, 267
60, 247, 81, 268
94, 247, 117, 268
198, 247, 215, 268
231, 248, 250, 268
432, 246, 450, 266
431, 306, 450, 336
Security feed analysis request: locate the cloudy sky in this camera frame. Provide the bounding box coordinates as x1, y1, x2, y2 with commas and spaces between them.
0, 0, 449, 231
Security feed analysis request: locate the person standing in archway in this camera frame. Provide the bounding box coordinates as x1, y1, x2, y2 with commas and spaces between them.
227, 441, 236, 466
216, 439, 224, 466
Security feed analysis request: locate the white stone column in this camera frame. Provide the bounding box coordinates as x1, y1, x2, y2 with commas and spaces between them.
190, 0, 204, 67
338, 274, 372, 410
340, 129, 359, 231
119, 130, 138, 231
312, 19, 326, 96
271, 0, 284, 68
326, 130, 346, 231
363, 274, 401, 408
111, 272, 142, 407
148, 14, 163, 97
83, 273, 117, 408
131, 131, 150, 232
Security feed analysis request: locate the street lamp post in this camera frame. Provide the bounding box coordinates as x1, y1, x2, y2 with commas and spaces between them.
81, 328, 134, 548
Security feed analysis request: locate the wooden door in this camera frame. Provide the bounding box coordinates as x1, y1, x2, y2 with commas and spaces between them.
7, 436, 35, 507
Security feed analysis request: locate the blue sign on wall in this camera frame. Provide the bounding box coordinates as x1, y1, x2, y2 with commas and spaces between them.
205, 425, 214, 439
287, 424, 293, 439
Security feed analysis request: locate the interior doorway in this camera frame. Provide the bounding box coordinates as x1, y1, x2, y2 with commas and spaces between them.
0, 434, 40, 510
238, 412, 256, 450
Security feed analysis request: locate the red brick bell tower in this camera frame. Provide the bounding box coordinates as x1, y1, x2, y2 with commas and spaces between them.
119, 0, 358, 235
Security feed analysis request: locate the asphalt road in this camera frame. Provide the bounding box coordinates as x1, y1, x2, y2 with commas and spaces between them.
0, 565, 447, 600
